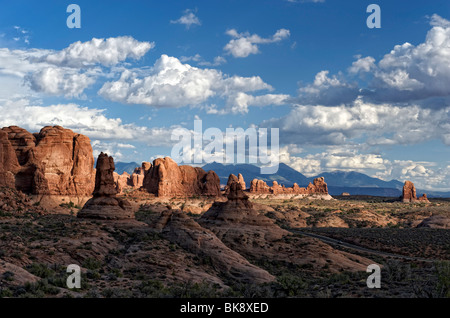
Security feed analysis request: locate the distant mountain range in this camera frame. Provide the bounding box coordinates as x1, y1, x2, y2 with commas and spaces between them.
115, 162, 139, 175
202, 162, 450, 198
317, 171, 404, 189
115, 161, 450, 198
202, 162, 310, 186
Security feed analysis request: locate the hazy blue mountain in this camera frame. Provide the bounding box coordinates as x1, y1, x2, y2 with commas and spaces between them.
202, 162, 309, 186
115, 162, 139, 175
202, 162, 450, 198
312, 171, 404, 189
327, 186, 402, 197
415, 189, 450, 198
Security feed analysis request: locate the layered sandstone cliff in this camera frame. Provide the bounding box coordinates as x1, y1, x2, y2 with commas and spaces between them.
142, 157, 220, 197
154, 208, 275, 284
0, 126, 95, 196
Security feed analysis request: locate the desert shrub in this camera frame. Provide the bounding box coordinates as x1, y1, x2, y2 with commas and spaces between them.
82, 257, 102, 270
228, 282, 273, 298
168, 281, 222, 298
0, 210, 13, 217
0, 287, 13, 297
383, 260, 411, 283
436, 261, 450, 298
101, 287, 133, 298
26, 263, 54, 278
18, 280, 60, 297
137, 279, 169, 297
84, 289, 101, 298
275, 274, 308, 297
59, 201, 79, 209
2, 271, 14, 282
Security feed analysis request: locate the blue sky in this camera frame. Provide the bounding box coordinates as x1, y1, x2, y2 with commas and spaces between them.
1, 0, 450, 190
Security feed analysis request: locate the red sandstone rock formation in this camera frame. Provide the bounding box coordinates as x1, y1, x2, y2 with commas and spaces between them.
112, 162, 152, 194
142, 157, 220, 197
0, 130, 20, 188
93, 153, 117, 197
113, 172, 130, 194
0, 126, 95, 196
224, 174, 239, 194
202, 170, 221, 196
249, 179, 271, 194
307, 177, 328, 194
238, 173, 246, 190
292, 183, 307, 194
129, 166, 146, 188
78, 153, 134, 220
270, 181, 282, 194
249, 177, 328, 195
402, 181, 417, 202
401, 180, 429, 203
142, 161, 152, 172
418, 194, 430, 202
201, 182, 282, 230
227, 174, 239, 186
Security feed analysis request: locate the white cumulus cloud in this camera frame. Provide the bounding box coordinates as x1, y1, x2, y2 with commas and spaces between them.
170, 9, 201, 29
40, 36, 154, 68
0, 37, 154, 99
262, 98, 450, 146
99, 54, 285, 113
224, 28, 290, 58
0, 99, 175, 146
26, 67, 98, 98
297, 70, 359, 105
353, 15, 450, 103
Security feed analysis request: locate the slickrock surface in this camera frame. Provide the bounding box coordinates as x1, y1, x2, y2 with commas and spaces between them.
417, 215, 450, 229
0, 187, 45, 214
154, 209, 275, 284
200, 182, 373, 273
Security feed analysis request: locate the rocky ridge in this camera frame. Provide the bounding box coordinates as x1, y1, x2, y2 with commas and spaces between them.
199, 181, 373, 273
249, 176, 330, 197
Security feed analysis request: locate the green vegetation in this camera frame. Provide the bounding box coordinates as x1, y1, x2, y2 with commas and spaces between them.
436, 261, 450, 298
